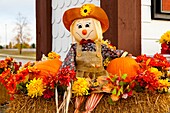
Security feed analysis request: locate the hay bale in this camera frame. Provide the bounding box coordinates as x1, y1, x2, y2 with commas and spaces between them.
68, 92, 170, 113
6, 92, 170, 113
6, 95, 56, 113
0, 83, 9, 105
93, 92, 170, 113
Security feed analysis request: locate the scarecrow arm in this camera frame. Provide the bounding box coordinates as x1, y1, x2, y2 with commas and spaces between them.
101, 44, 125, 61
60, 44, 76, 71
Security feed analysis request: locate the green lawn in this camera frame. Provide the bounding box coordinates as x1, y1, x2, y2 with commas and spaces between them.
0, 49, 36, 57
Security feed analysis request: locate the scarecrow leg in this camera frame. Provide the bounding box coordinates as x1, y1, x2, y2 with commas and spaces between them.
74, 96, 85, 113
65, 83, 72, 113
83, 93, 103, 113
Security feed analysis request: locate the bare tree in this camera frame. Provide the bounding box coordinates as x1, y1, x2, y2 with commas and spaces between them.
13, 13, 32, 54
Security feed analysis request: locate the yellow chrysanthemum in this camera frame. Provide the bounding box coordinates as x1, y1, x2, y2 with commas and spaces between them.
80, 4, 92, 17
159, 31, 170, 44
48, 51, 60, 59
103, 57, 111, 67
27, 66, 40, 73
17, 67, 27, 73
158, 79, 170, 92
149, 67, 162, 78
101, 40, 116, 50
26, 78, 45, 98
72, 77, 89, 96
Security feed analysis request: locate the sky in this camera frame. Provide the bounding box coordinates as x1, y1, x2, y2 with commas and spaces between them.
0, 0, 36, 46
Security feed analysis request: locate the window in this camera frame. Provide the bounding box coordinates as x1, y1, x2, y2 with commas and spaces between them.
151, 0, 170, 20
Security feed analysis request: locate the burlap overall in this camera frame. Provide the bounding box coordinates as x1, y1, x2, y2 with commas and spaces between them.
76, 42, 108, 81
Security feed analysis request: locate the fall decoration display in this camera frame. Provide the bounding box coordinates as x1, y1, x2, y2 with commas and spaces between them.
106, 57, 139, 82
0, 52, 76, 113
0, 52, 63, 101
1, 52, 170, 113
2, 2, 170, 112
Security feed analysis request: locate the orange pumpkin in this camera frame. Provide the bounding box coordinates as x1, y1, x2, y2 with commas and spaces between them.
32, 58, 62, 79
106, 57, 139, 82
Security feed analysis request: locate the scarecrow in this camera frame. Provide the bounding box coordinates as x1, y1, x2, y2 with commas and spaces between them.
60, 4, 128, 113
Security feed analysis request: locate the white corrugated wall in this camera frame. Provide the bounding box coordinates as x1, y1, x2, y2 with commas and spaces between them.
141, 0, 170, 55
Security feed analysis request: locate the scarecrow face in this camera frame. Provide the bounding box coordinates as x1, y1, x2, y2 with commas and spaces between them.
71, 18, 97, 42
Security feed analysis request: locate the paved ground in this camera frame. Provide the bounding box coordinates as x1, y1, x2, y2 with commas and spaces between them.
0, 49, 36, 64
0, 55, 35, 64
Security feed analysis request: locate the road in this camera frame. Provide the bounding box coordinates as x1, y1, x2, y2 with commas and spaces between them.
0, 55, 36, 65
1, 49, 36, 52
0, 49, 36, 64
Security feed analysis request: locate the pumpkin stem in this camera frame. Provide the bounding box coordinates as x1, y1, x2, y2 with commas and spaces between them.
121, 51, 128, 57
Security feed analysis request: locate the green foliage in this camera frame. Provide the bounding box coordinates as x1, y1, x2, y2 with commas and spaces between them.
0, 45, 3, 49
112, 89, 117, 95
17, 82, 28, 94
22, 43, 30, 48
121, 74, 127, 80
13, 43, 31, 49
9, 42, 13, 49
5, 45, 8, 49
31, 43, 36, 48
111, 76, 118, 82
0, 69, 4, 74
119, 81, 124, 86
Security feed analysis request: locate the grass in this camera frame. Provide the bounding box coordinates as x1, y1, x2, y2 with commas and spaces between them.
0, 49, 36, 57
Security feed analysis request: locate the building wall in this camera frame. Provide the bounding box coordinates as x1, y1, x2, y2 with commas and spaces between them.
52, 0, 170, 59
52, 0, 100, 60
142, 0, 170, 55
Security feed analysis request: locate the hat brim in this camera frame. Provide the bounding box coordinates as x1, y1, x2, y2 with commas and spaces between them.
63, 4, 109, 33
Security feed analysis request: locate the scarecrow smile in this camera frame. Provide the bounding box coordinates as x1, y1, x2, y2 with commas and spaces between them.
76, 30, 94, 39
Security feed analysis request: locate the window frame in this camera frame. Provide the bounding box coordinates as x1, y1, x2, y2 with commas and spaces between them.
151, 0, 170, 20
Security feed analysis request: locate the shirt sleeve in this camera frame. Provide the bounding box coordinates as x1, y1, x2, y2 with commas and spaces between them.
101, 44, 124, 60
60, 44, 76, 71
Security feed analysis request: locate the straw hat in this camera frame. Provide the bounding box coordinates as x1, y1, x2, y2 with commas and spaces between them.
63, 4, 109, 33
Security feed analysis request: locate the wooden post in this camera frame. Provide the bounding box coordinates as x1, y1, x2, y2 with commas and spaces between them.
101, 0, 141, 56
36, 0, 52, 60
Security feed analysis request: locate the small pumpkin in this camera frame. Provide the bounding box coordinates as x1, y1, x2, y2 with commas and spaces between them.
106, 57, 139, 82
32, 58, 62, 79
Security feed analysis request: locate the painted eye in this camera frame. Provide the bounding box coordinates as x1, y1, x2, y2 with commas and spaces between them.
77, 24, 82, 29
85, 23, 90, 28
